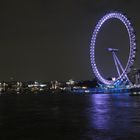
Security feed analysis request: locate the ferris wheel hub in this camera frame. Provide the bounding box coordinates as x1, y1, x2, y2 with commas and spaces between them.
108, 48, 119, 52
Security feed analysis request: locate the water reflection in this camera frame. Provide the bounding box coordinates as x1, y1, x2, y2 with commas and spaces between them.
90, 94, 111, 130
86, 93, 140, 140
1, 94, 140, 140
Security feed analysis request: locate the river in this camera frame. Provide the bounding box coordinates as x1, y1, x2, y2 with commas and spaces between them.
0, 93, 140, 140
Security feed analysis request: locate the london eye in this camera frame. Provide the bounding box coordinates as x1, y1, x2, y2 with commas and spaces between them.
90, 12, 136, 86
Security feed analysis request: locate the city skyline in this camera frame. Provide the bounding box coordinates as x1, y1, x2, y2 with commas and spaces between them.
0, 0, 140, 81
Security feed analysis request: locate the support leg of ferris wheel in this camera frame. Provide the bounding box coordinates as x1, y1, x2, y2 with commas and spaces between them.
112, 52, 121, 77
108, 48, 132, 85
113, 52, 132, 85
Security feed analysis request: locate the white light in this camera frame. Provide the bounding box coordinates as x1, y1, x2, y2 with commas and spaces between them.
112, 77, 116, 81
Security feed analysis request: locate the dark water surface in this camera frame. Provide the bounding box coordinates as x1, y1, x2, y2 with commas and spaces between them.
0, 93, 140, 140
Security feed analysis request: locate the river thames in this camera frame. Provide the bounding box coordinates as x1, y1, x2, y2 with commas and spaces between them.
0, 93, 140, 140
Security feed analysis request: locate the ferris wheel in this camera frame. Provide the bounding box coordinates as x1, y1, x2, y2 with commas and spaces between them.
90, 12, 136, 86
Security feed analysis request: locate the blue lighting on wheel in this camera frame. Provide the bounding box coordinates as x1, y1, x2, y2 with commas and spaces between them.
90, 12, 136, 86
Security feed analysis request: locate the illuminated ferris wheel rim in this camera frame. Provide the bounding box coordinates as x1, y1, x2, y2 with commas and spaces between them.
90, 12, 136, 85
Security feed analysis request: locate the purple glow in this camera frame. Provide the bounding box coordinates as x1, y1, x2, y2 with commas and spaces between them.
90, 12, 136, 85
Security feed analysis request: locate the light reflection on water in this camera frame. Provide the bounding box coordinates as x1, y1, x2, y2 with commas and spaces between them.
86, 93, 140, 140
90, 94, 111, 130
1, 94, 140, 139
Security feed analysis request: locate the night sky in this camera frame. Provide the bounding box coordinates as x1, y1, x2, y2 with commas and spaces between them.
0, 0, 140, 81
